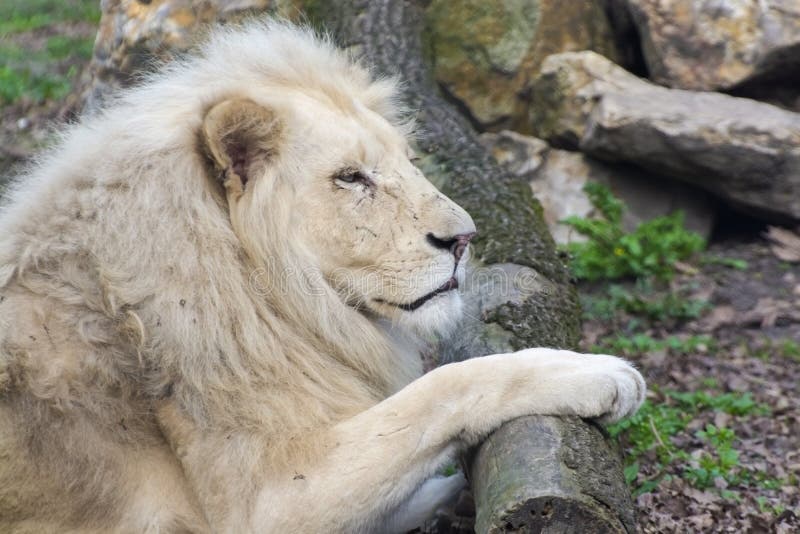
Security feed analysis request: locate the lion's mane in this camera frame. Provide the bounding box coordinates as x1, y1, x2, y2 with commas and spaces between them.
0, 22, 422, 497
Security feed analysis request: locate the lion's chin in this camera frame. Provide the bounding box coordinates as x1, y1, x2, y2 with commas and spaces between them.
393, 290, 464, 338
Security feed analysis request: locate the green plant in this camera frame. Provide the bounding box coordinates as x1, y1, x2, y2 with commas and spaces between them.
608, 398, 688, 461
593, 333, 714, 357
561, 182, 705, 281
683, 425, 741, 489
701, 255, 749, 271
748, 337, 800, 362
779, 339, 800, 360
756, 496, 786, 516
667, 390, 769, 416
582, 283, 708, 322
609, 389, 772, 495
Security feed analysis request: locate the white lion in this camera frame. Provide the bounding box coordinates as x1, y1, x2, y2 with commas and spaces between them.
0, 21, 645, 533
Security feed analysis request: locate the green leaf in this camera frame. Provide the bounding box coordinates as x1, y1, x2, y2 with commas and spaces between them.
624, 462, 640, 485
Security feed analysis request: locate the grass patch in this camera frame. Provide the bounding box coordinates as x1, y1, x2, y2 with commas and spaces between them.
0, 64, 76, 104
0, 0, 98, 105
45, 35, 95, 60
779, 339, 800, 360
609, 388, 775, 496
593, 333, 714, 357
747, 337, 800, 362
684, 424, 742, 490
582, 281, 708, 323
0, 0, 100, 35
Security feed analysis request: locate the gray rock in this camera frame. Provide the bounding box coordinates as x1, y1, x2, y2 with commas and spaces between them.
481, 131, 714, 243
85, 0, 298, 111
626, 0, 800, 91
482, 130, 550, 175
530, 51, 800, 221
422, 0, 621, 132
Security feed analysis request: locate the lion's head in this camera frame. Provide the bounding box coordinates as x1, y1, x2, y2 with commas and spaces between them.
198, 26, 476, 337
0, 25, 482, 515
0, 21, 479, 422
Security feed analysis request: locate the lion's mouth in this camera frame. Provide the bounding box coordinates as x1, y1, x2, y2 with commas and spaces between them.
378, 276, 459, 312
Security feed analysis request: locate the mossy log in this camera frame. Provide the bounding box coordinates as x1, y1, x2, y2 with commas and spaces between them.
312, 1, 636, 532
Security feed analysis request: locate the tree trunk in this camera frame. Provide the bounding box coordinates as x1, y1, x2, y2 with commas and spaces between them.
309, 1, 636, 532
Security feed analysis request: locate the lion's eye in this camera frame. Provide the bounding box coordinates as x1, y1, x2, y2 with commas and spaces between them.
334, 169, 371, 186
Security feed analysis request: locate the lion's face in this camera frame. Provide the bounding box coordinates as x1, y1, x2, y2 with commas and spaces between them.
203, 95, 475, 334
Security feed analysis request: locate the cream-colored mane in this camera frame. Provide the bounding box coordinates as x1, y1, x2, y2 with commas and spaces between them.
3, 20, 414, 441
0, 21, 425, 524
0, 21, 644, 533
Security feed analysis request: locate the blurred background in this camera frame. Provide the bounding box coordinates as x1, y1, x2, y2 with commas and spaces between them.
1, 1, 798, 532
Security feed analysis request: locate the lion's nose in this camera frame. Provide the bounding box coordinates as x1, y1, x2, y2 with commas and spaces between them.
426, 231, 476, 263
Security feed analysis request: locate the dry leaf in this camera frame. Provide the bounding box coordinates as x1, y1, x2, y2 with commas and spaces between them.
765, 226, 800, 262
700, 304, 737, 330
674, 260, 699, 275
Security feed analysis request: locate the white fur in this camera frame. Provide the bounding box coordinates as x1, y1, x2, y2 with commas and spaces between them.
0, 21, 645, 533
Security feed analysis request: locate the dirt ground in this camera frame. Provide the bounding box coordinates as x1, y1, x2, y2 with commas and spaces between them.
579, 236, 800, 533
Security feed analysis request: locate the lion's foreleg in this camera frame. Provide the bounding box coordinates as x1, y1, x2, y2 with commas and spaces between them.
156, 349, 643, 531
251, 348, 644, 532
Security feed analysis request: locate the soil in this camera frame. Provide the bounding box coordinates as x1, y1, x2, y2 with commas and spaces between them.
579, 237, 800, 533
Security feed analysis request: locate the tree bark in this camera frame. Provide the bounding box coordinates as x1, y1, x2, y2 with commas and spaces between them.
309, 1, 636, 532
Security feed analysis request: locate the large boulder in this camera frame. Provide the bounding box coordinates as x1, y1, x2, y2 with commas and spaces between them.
529, 51, 800, 221
481, 130, 714, 243
85, 0, 299, 110
625, 0, 800, 91
423, 0, 620, 132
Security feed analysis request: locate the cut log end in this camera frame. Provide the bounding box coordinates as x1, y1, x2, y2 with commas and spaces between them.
471, 416, 635, 534
483, 495, 625, 534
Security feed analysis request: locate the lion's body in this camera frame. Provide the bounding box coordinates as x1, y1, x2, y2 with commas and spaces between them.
0, 22, 644, 533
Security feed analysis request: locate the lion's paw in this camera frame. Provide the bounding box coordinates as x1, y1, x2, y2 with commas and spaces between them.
583, 355, 647, 423
595, 355, 647, 423
510, 348, 646, 423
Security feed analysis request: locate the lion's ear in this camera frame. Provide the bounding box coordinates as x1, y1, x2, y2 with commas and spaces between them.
202, 99, 282, 194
